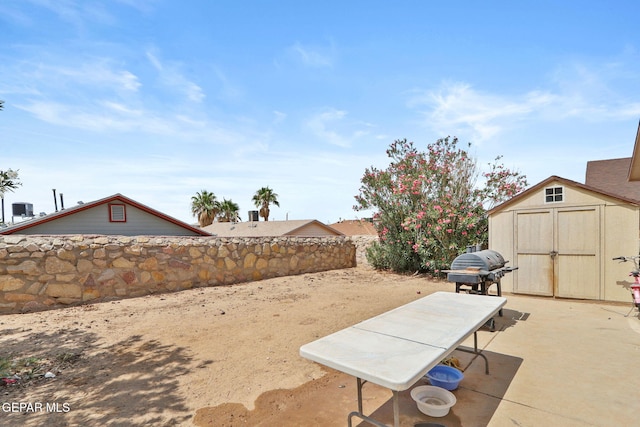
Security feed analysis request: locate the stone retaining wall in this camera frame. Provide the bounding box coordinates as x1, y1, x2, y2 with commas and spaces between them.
0, 235, 356, 314
348, 235, 378, 268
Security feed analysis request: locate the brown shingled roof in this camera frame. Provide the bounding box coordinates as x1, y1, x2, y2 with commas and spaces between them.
202, 219, 343, 237
585, 157, 640, 202
329, 219, 377, 236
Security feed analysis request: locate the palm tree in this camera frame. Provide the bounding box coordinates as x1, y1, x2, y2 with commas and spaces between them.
0, 169, 21, 195
252, 186, 280, 221
191, 190, 219, 227
0, 169, 21, 224
217, 198, 240, 222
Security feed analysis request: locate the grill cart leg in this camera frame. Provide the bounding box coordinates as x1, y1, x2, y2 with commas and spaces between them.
455, 282, 480, 294
456, 280, 503, 318
486, 280, 503, 316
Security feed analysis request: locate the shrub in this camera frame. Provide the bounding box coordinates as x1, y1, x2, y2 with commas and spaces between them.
354, 137, 527, 274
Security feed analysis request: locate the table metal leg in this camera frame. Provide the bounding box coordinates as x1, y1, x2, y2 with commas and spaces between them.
456, 331, 490, 374
357, 377, 364, 414
392, 390, 400, 427
347, 378, 399, 427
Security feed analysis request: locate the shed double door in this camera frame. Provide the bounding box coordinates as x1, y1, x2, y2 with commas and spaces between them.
514, 206, 600, 299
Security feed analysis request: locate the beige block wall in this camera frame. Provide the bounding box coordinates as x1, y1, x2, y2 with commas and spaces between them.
0, 235, 357, 314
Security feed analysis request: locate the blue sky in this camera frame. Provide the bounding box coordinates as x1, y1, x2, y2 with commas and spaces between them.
2, 1, 640, 225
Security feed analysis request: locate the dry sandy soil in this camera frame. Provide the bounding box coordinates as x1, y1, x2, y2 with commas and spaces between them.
0, 266, 452, 426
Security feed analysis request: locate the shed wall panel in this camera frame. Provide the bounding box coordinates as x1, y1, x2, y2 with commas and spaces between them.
603, 204, 640, 302
489, 178, 640, 303
502, 180, 626, 211
514, 210, 555, 296
489, 211, 515, 292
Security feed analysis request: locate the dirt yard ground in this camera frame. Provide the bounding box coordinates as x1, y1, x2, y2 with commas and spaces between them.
0, 267, 450, 426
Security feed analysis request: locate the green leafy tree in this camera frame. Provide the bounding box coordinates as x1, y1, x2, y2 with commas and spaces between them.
191, 190, 220, 227
252, 187, 280, 221
217, 198, 240, 222
354, 137, 527, 274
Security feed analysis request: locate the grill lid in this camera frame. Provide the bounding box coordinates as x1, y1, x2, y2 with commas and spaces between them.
450, 249, 506, 272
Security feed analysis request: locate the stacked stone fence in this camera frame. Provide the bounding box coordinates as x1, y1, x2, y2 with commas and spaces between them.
348, 235, 378, 268
0, 235, 357, 314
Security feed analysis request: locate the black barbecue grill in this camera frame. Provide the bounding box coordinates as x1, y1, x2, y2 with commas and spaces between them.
445, 249, 517, 319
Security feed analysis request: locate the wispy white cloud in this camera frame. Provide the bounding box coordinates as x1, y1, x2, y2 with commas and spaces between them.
74, 63, 141, 92
145, 50, 163, 70
11, 59, 141, 94
0, 3, 33, 26
17, 100, 171, 133
15, 97, 249, 147
101, 100, 143, 116
290, 42, 334, 68
19, 0, 151, 29
146, 50, 205, 103
272, 110, 287, 124
210, 66, 244, 102
19, 0, 118, 30
410, 58, 640, 144
25, 0, 88, 26
409, 82, 554, 142
4, 57, 145, 130
547, 59, 640, 120
1, 49, 217, 137
114, 0, 157, 14
184, 82, 205, 103
305, 108, 370, 148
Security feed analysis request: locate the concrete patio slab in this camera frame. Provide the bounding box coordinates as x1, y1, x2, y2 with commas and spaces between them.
341, 294, 640, 426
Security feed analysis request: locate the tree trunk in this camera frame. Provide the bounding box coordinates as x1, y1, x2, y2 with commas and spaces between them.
260, 207, 270, 221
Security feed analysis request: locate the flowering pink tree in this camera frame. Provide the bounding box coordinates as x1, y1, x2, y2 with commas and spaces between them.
354, 137, 527, 273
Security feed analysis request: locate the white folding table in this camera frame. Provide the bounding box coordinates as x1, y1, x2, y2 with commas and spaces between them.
299, 291, 507, 427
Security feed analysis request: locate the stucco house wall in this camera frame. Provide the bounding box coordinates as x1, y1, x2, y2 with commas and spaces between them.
9, 203, 201, 236
1, 194, 208, 237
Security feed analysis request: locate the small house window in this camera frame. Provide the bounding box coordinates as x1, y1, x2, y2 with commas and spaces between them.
545, 186, 563, 203
109, 204, 127, 222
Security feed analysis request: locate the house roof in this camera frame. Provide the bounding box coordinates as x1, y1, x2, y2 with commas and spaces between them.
329, 219, 377, 236
488, 175, 640, 215
202, 219, 343, 237
627, 120, 640, 181
585, 157, 640, 202
0, 193, 210, 236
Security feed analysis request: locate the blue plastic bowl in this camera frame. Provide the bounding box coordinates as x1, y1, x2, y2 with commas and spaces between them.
426, 365, 464, 390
